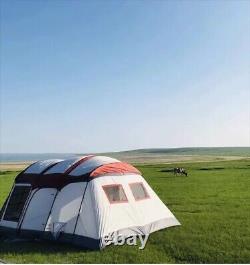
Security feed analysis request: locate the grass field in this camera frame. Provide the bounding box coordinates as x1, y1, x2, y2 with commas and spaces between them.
0, 159, 250, 263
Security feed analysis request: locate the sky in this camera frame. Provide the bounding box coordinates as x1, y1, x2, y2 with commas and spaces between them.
0, 0, 250, 153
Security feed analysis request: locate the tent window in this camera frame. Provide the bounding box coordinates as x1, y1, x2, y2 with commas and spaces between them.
3, 185, 31, 222
129, 182, 149, 201
103, 185, 128, 204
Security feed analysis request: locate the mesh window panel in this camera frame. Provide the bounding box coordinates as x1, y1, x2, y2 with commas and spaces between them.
3, 186, 31, 222
103, 185, 128, 203
130, 183, 149, 200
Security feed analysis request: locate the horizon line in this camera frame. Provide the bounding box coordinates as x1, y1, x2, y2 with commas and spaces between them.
1, 146, 250, 155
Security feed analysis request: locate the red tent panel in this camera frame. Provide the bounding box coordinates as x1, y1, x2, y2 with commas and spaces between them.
90, 162, 141, 178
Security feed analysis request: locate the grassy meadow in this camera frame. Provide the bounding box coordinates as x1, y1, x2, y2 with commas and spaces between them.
0, 158, 250, 263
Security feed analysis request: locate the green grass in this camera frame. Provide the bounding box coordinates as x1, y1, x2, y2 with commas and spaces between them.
0, 159, 250, 263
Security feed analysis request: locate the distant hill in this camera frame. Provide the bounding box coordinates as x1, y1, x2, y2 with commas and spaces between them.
114, 147, 250, 156
99, 147, 250, 164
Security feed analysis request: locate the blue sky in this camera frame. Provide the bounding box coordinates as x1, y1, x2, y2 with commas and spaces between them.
1, 0, 249, 153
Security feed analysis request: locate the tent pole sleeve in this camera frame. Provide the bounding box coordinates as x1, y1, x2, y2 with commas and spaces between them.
72, 180, 89, 236
43, 190, 59, 232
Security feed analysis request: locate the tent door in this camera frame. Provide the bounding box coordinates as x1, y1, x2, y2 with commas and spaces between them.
20, 188, 58, 231
0, 184, 31, 229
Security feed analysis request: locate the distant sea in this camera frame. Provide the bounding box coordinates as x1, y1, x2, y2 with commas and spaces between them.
0, 153, 78, 163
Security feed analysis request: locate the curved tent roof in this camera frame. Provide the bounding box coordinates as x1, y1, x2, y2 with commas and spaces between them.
15, 156, 141, 189
24, 159, 63, 174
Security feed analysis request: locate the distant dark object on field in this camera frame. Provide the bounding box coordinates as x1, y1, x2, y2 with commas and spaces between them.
199, 167, 224, 171
159, 167, 188, 176
159, 168, 173, 173
174, 167, 188, 176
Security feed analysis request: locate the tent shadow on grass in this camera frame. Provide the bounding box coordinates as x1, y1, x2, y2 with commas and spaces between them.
0, 239, 92, 255
157, 175, 188, 179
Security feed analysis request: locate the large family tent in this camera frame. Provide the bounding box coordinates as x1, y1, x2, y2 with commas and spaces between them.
0, 156, 180, 249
